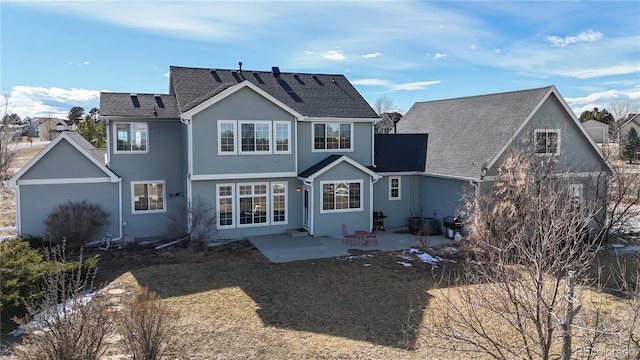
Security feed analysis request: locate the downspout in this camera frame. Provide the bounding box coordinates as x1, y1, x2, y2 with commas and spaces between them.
371, 175, 381, 232
371, 121, 376, 167
180, 116, 194, 235
409, 177, 416, 217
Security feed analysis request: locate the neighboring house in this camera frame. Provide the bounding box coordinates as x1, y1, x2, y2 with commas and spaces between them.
375, 111, 402, 134
9, 73, 611, 243
619, 114, 640, 141
582, 119, 610, 144
37, 117, 71, 141
395, 85, 612, 231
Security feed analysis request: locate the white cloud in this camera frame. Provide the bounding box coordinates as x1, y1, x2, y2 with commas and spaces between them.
83, 61, 89, 65
362, 52, 381, 58
164, 71, 170, 78
545, 29, 603, 47
391, 81, 441, 91
470, 45, 477, 50
565, 88, 640, 115
433, 53, 447, 59
351, 78, 392, 86
560, 64, 640, 79
2, 86, 103, 119
320, 50, 345, 61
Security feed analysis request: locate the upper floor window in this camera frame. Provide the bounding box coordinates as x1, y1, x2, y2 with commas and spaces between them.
321, 180, 362, 213
313, 123, 352, 151
217, 120, 290, 155
534, 129, 560, 156
389, 176, 401, 200
131, 181, 165, 213
115, 122, 148, 153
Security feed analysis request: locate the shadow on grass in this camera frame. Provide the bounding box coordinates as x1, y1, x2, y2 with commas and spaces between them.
97, 242, 443, 349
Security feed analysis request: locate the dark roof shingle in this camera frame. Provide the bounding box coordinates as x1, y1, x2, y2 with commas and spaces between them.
169, 66, 378, 118
374, 134, 428, 172
100, 93, 179, 118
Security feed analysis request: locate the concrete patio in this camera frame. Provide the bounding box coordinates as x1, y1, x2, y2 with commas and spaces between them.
248, 227, 458, 263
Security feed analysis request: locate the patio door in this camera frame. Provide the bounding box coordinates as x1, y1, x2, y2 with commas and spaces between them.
303, 186, 310, 230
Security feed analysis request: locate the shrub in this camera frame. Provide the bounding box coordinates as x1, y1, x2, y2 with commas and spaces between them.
44, 200, 110, 250
14, 244, 111, 360
0, 240, 44, 331
115, 287, 179, 360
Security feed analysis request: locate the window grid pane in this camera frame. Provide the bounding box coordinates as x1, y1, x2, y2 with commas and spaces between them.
255, 124, 270, 151
241, 124, 255, 152
314, 124, 326, 150
349, 182, 360, 209
322, 184, 334, 210
220, 123, 235, 152
275, 123, 289, 152
340, 124, 351, 149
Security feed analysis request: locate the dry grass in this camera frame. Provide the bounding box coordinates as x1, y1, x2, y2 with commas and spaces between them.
1, 144, 47, 228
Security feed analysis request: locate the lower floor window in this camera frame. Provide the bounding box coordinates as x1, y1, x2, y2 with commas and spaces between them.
321, 180, 362, 212
132, 181, 165, 213
217, 181, 288, 228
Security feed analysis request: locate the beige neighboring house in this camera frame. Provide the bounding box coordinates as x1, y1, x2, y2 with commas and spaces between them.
582, 119, 609, 144
37, 118, 67, 141
619, 114, 640, 141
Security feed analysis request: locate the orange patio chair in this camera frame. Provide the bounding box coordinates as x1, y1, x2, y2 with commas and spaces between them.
366, 227, 379, 246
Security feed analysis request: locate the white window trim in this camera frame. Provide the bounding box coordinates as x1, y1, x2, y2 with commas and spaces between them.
389, 176, 401, 200
131, 180, 166, 214
312, 122, 354, 152
273, 121, 291, 154
319, 179, 364, 214
534, 129, 561, 156
216, 183, 235, 229
239, 121, 272, 155
236, 182, 270, 228
217, 120, 237, 155
114, 122, 148, 154
271, 181, 288, 224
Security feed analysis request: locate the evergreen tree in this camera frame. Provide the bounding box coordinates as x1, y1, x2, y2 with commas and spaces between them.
77, 114, 106, 148
620, 127, 640, 164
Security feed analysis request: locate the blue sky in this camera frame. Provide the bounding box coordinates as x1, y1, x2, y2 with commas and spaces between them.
1, 1, 639, 119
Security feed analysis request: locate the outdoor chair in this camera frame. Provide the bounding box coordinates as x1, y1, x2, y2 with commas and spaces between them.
366, 227, 379, 246
342, 224, 355, 245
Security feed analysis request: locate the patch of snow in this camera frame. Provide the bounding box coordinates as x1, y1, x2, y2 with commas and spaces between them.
363, 263, 371, 267
397, 261, 412, 267
609, 245, 640, 255
338, 254, 373, 261
416, 252, 445, 264
10, 292, 95, 337
442, 247, 458, 253
469, 260, 483, 266
612, 244, 625, 248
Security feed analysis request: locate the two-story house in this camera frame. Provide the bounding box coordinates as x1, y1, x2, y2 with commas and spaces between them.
9, 65, 380, 243
8, 68, 611, 245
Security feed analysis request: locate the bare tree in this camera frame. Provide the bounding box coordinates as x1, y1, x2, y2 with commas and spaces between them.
421, 149, 619, 359
0, 90, 17, 183
609, 98, 640, 122
166, 196, 218, 248
373, 95, 395, 116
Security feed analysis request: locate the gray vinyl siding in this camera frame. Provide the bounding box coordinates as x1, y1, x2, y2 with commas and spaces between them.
191, 177, 303, 240
419, 176, 471, 232
297, 121, 374, 172
373, 175, 421, 229
18, 182, 119, 240
190, 87, 297, 176
109, 120, 185, 239
311, 162, 372, 237
487, 96, 607, 177
21, 140, 106, 180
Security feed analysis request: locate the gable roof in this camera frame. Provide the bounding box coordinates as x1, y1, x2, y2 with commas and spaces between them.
7, 132, 119, 186
298, 155, 380, 182
374, 134, 428, 172
582, 119, 610, 129
397, 85, 611, 180
100, 93, 179, 119
169, 66, 378, 119
620, 114, 640, 130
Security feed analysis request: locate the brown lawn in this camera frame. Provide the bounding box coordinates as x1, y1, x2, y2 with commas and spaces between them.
1, 144, 47, 228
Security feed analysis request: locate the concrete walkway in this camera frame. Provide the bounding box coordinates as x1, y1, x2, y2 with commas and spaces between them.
248, 228, 458, 263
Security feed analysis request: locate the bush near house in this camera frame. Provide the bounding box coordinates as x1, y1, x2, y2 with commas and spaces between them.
0, 239, 99, 331
44, 200, 110, 250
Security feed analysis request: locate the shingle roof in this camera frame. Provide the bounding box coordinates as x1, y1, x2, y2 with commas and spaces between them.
169, 66, 378, 118
374, 134, 428, 172
620, 114, 640, 130
298, 155, 343, 179
397, 86, 554, 179
100, 93, 179, 118
65, 131, 106, 163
